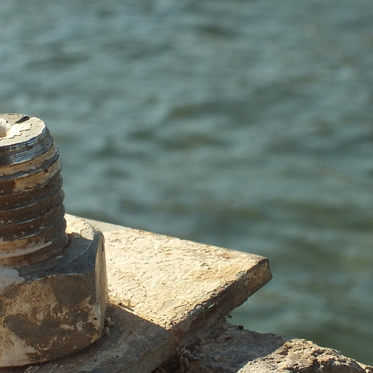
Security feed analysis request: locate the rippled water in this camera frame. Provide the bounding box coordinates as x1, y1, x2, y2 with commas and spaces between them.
1, 0, 373, 364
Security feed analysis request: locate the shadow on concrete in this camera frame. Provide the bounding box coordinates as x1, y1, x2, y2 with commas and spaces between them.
0, 303, 168, 373
159, 321, 290, 373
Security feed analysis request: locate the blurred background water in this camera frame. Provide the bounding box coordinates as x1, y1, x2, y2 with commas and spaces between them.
0, 0, 373, 365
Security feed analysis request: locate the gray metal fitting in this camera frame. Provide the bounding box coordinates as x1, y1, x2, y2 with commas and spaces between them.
0, 114, 107, 367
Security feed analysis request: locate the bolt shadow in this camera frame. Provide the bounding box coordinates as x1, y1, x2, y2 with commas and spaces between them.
0, 303, 169, 373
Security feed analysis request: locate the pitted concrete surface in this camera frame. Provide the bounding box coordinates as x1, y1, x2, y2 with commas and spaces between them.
2, 219, 272, 373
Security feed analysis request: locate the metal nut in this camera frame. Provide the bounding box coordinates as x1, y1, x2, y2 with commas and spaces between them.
0, 114, 107, 367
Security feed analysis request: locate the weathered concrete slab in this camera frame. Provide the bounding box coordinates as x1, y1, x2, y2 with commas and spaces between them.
157, 320, 373, 373
2, 219, 271, 373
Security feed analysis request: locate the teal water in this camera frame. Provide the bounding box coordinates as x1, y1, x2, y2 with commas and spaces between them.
1, 0, 373, 364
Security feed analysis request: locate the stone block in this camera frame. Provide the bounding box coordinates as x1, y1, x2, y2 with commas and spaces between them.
158, 320, 373, 373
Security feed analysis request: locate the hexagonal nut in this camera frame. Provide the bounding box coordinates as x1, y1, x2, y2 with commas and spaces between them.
0, 215, 107, 367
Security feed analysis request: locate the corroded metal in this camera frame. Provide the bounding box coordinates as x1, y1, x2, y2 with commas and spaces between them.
0, 114, 67, 266
0, 114, 107, 367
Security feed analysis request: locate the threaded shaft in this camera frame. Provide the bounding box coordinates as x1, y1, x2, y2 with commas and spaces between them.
0, 114, 67, 266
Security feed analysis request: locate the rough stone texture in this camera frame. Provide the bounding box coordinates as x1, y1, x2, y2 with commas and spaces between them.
0, 215, 107, 367
2, 219, 272, 373
157, 320, 373, 373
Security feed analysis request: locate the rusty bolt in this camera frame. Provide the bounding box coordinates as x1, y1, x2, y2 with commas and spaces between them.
0, 114, 107, 367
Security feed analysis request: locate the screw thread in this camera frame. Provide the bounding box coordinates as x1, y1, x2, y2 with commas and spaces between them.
0, 114, 67, 266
